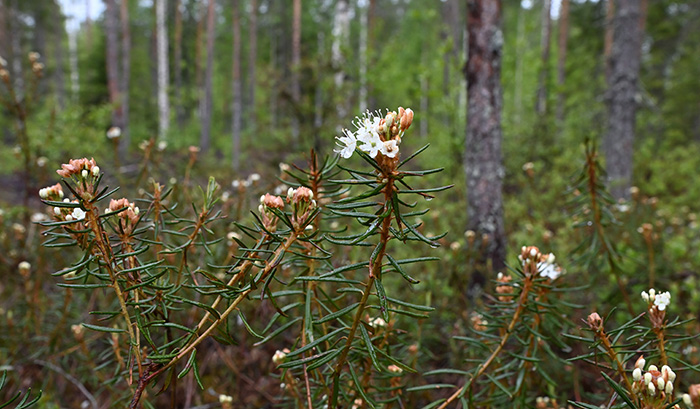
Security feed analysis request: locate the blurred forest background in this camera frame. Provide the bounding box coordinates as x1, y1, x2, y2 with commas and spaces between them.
2, 0, 700, 407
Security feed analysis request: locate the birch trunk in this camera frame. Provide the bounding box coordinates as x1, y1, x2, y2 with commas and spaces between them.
465, 0, 507, 271
605, 0, 642, 200
232, 0, 242, 170
174, 0, 183, 126
156, 0, 170, 141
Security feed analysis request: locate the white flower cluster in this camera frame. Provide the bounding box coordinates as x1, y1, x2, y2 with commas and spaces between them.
368, 316, 387, 328
631, 356, 676, 398
537, 253, 564, 280
334, 110, 401, 159
641, 288, 671, 311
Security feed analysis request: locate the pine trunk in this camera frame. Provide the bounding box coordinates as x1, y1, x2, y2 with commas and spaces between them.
200, 0, 215, 152
120, 0, 131, 153
232, 0, 242, 171
605, 0, 642, 200
465, 0, 507, 271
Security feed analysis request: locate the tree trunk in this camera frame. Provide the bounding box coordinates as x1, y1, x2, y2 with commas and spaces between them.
465, 0, 507, 271
53, 5, 66, 109
105, 0, 122, 132
604, 0, 614, 79
68, 28, 79, 98
358, 0, 368, 113
291, 0, 301, 141
232, 0, 242, 170
200, 0, 215, 152
174, 0, 184, 126
535, 0, 552, 116
156, 0, 169, 141
331, 0, 350, 121
605, 0, 642, 200
247, 0, 257, 132
120, 0, 131, 153
556, 0, 570, 126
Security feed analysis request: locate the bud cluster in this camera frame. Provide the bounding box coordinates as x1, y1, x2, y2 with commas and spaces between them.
258, 193, 285, 231
107, 198, 140, 233
56, 158, 101, 201
272, 348, 290, 365
286, 187, 317, 230
39, 183, 64, 201
630, 356, 677, 402
517, 246, 563, 280
495, 272, 514, 303
52, 199, 86, 223
642, 288, 671, 328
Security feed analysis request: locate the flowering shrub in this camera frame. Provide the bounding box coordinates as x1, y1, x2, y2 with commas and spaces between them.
36, 107, 453, 407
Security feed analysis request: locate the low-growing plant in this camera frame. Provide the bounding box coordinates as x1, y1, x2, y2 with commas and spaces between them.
38, 107, 454, 408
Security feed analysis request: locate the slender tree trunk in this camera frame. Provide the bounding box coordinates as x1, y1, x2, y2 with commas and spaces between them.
232, 0, 242, 171
174, 0, 184, 126
536, 0, 552, 116
358, 0, 368, 113
156, 0, 170, 141
195, 0, 205, 90
105, 0, 122, 131
85, 0, 92, 49
605, 0, 642, 200
291, 0, 301, 141
465, 0, 507, 271
269, 3, 278, 128
53, 7, 66, 109
556, 0, 570, 126
604, 0, 614, 79
9, 0, 23, 96
0, 0, 7, 64
514, 3, 525, 123
120, 0, 131, 153
68, 29, 79, 98
367, 0, 377, 109
200, 0, 215, 152
331, 0, 350, 121
248, 0, 257, 132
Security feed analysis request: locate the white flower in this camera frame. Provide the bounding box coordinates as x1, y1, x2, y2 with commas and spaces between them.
92, 166, 100, 176
382, 140, 399, 158
218, 394, 233, 403
648, 381, 656, 396
538, 261, 563, 280
357, 131, 384, 158
106, 126, 121, 139
641, 290, 650, 303
654, 291, 671, 311
71, 208, 86, 221
369, 317, 386, 328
